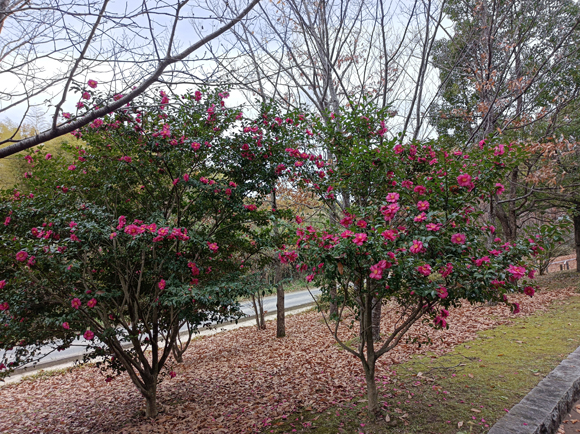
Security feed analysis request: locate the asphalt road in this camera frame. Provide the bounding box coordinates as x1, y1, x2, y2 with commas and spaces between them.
2, 287, 321, 372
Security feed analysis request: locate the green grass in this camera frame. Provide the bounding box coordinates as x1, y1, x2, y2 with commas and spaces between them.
265, 272, 580, 434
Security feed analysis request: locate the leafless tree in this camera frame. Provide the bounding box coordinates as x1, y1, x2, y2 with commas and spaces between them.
0, 0, 260, 158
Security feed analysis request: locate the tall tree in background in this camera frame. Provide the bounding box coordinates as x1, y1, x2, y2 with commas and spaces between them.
0, 0, 260, 158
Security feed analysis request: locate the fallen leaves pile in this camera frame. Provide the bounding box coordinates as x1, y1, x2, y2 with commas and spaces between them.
0, 285, 577, 434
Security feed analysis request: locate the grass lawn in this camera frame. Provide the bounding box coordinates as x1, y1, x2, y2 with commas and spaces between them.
267, 271, 580, 434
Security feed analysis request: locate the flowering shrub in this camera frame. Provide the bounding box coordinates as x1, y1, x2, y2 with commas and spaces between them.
282, 102, 539, 414
0, 89, 303, 416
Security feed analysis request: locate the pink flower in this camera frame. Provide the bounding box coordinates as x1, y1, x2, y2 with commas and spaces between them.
124, 224, 144, 236
434, 316, 447, 328
87, 79, 98, 89
474, 256, 490, 267
409, 240, 424, 254
437, 286, 448, 298
394, 144, 404, 154
119, 156, 132, 163
426, 223, 442, 231
183, 173, 190, 182
117, 216, 127, 230
87, 298, 97, 308
71, 298, 82, 309
416, 264, 432, 276
440, 263, 453, 278
158, 279, 166, 290
356, 220, 367, 229
84, 330, 95, 340
341, 230, 354, 238
494, 144, 505, 156
15, 251, 28, 262
401, 180, 413, 189
0, 280, 5, 289
524, 286, 535, 297
457, 173, 472, 187
207, 242, 219, 253
414, 212, 427, 222
507, 264, 526, 280
194, 90, 202, 101
244, 204, 257, 211
200, 177, 209, 184
381, 229, 397, 241
63, 322, 70, 330
81, 92, 91, 100
45, 154, 52, 160
173, 178, 180, 185
340, 215, 355, 227
169, 371, 177, 378
296, 215, 303, 224
369, 264, 383, 280
306, 274, 315, 282
386, 192, 399, 203
495, 183, 505, 195
4, 217, 10, 226
191, 142, 201, 151
352, 233, 368, 246
76, 101, 85, 109
413, 185, 426, 195
63, 112, 71, 119
511, 302, 520, 314
451, 233, 466, 244
528, 269, 536, 279
0, 302, 9, 311
417, 201, 429, 211
68, 165, 76, 171
109, 232, 117, 239
478, 139, 485, 149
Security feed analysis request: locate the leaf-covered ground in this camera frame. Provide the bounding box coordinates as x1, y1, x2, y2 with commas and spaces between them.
0, 273, 578, 434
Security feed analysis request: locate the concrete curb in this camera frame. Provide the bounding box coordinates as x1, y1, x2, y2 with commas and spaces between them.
488, 345, 580, 434
2, 302, 316, 383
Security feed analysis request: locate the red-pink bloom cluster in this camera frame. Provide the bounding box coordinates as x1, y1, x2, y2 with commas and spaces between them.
352, 233, 367, 246
450, 233, 466, 244
409, 240, 424, 254
416, 263, 432, 276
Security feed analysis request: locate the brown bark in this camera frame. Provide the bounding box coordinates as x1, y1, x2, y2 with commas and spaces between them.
276, 278, 285, 338
329, 285, 338, 318
371, 297, 381, 341
143, 376, 158, 417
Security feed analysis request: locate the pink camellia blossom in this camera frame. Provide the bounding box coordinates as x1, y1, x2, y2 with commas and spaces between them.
437, 286, 448, 299
495, 183, 505, 195
244, 204, 257, 211
4, 217, 10, 226
356, 220, 367, 229
0, 302, 9, 311
352, 233, 368, 246
87, 79, 98, 89
474, 256, 491, 267
369, 264, 383, 280
295, 215, 303, 224
340, 215, 354, 227
158, 279, 166, 290
457, 173, 472, 187
491, 279, 505, 288
401, 180, 413, 189
172, 178, 179, 186
413, 185, 426, 195
117, 216, 127, 230
0, 280, 5, 289
194, 90, 202, 101
15, 251, 28, 262
207, 242, 219, 253
426, 223, 442, 232
394, 144, 404, 154
524, 286, 535, 297
528, 269, 536, 279
191, 142, 201, 151
63, 112, 71, 119
306, 274, 315, 282
169, 371, 177, 378
183, 173, 190, 182
63, 322, 70, 330
451, 233, 466, 244
341, 230, 354, 239
76, 101, 85, 109
84, 330, 95, 340
81, 92, 91, 100
494, 144, 505, 156
87, 298, 97, 308
71, 298, 82, 309
109, 232, 117, 239
511, 302, 520, 314
440, 263, 453, 278
124, 224, 144, 236
413, 212, 427, 222
45, 153, 52, 160
386, 192, 399, 203
188, 262, 200, 276
416, 264, 432, 276
119, 156, 132, 163
381, 203, 400, 222
507, 264, 526, 280
478, 139, 486, 149
381, 229, 397, 241
200, 177, 209, 184
68, 165, 76, 171
417, 201, 429, 211
409, 239, 424, 254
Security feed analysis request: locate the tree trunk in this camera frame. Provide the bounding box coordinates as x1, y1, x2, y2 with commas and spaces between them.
172, 345, 184, 363
276, 278, 285, 338
329, 285, 338, 318
574, 207, 580, 273
144, 378, 158, 417
362, 292, 379, 415
371, 297, 381, 341
364, 362, 379, 415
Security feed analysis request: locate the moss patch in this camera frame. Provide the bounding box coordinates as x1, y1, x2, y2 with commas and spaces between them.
265, 274, 580, 434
